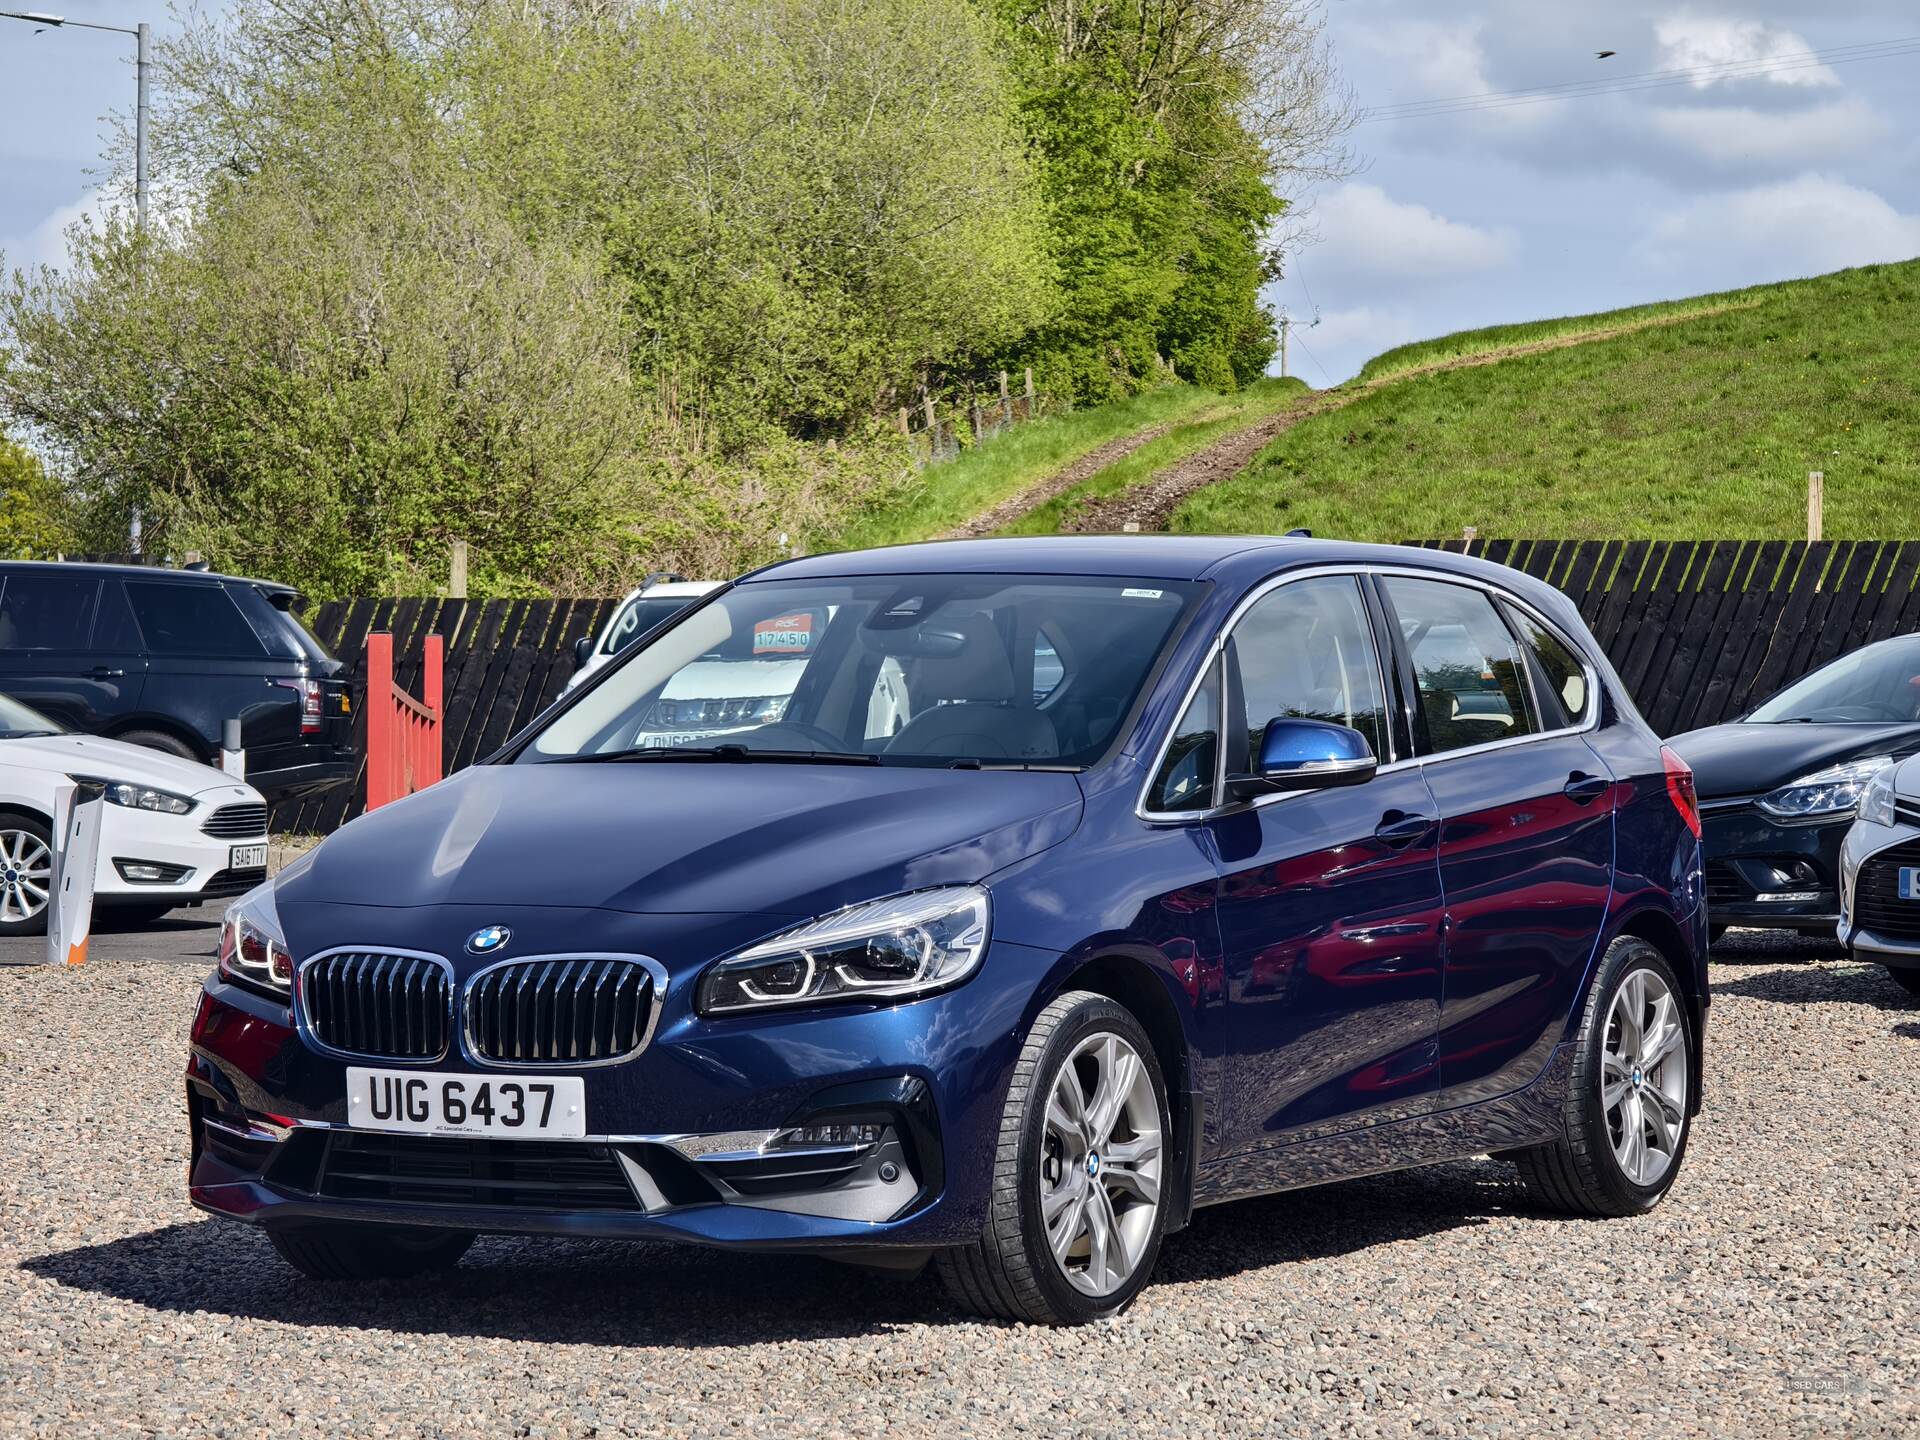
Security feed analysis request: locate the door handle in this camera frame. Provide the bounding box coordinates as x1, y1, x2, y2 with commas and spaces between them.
1564, 771, 1610, 805
1374, 811, 1434, 849
88, 667, 126, 678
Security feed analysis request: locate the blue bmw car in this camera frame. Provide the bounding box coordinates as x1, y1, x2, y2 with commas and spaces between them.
188, 537, 1708, 1324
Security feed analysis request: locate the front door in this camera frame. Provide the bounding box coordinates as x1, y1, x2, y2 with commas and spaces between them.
0, 571, 145, 732
1209, 574, 1445, 1153
1377, 574, 1617, 1108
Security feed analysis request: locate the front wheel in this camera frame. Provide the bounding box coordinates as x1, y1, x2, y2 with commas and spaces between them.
1884, 966, 1920, 999
938, 991, 1170, 1325
0, 815, 54, 937
268, 1223, 474, 1280
1512, 936, 1694, 1216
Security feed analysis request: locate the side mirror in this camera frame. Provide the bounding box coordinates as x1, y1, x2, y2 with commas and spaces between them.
1228, 718, 1377, 800
572, 636, 593, 668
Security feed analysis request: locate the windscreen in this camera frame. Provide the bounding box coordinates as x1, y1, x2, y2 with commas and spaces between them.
0, 693, 65, 738
523, 574, 1196, 768
600, 596, 697, 656
1748, 638, 1920, 724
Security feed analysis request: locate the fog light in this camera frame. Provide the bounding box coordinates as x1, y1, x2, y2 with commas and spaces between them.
770, 1122, 883, 1150
1756, 890, 1822, 903
113, 858, 192, 885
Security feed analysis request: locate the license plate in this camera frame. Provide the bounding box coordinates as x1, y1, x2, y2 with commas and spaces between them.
1900, 868, 1920, 900
346, 1066, 586, 1138
230, 842, 268, 869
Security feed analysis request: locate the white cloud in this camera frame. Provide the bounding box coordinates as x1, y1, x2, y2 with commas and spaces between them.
1636, 174, 1920, 275
1310, 183, 1517, 281
1355, 20, 1495, 103
0, 188, 105, 275
1649, 97, 1889, 170
1654, 15, 1838, 88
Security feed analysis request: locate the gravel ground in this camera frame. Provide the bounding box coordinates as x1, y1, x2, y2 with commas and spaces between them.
3, 930, 1915, 1439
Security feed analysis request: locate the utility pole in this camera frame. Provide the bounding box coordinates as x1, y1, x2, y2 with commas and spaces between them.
1, 11, 152, 229
1278, 315, 1291, 378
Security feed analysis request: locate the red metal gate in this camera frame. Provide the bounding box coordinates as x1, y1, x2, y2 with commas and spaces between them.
365, 631, 443, 810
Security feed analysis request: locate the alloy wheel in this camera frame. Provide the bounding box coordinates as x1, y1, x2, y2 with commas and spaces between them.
1602, 967, 1688, 1187
1038, 1031, 1164, 1297
0, 828, 52, 925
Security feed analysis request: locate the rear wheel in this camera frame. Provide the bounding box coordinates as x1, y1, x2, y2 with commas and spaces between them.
0, 815, 54, 937
268, 1223, 474, 1280
1512, 936, 1693, 1216
1884, 966, 1920, 999
938, 991, 1169, 1325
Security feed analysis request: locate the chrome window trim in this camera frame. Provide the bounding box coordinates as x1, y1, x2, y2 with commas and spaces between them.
294, 945, 456, 1066
460, 952, 669, 1070
1135, 562, 1603, 825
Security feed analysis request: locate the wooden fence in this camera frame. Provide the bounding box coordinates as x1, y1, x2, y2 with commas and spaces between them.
271, 539, 1920, 833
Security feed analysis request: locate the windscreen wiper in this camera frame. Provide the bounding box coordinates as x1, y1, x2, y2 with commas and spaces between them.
946, 758, 1083, 772
548, 744, 879, 766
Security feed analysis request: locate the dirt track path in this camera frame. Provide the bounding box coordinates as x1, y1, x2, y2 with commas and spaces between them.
1056, 299, 1762, 534
939, 422, 1177, 539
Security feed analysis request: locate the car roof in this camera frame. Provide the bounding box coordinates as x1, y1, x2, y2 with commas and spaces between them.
745, 535, 1306, 583
742, 535, 1552, 591
0, 558, 297, 596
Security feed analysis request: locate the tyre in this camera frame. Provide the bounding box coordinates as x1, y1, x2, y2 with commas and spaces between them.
938, 990, 1170, 1325
1512, 936, 1693, 1217
1885, 966, 1920, 999
114, 728, 205, 762
268, 1223, 474, 1280
0, 813, 54, 937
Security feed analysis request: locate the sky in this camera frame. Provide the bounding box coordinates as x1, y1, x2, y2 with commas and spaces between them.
3, 3, 1919, 386
1266, 1, 1920, 382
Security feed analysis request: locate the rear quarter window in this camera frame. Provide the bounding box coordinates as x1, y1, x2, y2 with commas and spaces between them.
125, 581, 268, 659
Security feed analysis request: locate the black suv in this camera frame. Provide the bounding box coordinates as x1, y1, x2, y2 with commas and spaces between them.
0, 562, 355, 800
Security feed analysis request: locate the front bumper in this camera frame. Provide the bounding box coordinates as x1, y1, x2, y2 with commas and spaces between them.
186, 935, 1046, 1251
1700, 798, 1848, 932
1837, 819, 1920, 969
94, 796, 268, 907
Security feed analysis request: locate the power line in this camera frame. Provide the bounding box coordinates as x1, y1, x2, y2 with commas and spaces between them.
1360, 35, 1920, 124
1290, 329, 1335, 386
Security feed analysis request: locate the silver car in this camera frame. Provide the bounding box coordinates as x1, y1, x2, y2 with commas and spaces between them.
1836, 758, 1920, 997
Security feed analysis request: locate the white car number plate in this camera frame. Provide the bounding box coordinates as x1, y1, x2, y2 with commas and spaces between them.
230, 842, 269, 869
347, 1066, 586, 1138
1900, 867, 1920, 901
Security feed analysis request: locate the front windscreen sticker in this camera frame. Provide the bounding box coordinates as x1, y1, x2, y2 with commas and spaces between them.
754, 613, 814, 654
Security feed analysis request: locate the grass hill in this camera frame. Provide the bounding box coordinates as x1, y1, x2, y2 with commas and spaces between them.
1173, 261, 1920, 541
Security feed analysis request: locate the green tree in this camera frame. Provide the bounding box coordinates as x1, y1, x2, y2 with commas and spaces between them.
983, 0, 1351, 402
0, 433, 75, 558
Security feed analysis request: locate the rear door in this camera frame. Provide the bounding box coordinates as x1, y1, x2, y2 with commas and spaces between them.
122, 577, 275, 757
0, 570, 146, 732
1376, 573, 1616, 1108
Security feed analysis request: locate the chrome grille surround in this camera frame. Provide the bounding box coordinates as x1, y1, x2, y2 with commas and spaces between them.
462, 954, 667, 1069
296, 947, 456, 1064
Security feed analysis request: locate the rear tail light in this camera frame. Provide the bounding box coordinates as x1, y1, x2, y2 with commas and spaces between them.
273, 678, 323, 735
1661, 745, 1702, 840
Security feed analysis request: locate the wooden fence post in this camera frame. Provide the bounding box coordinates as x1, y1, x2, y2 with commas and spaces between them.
449, 539, 469, 599
922, 394, 937, 456
999, 370, 1012, 425
365, 631, 396, 811
897, 406, 910, 435
1024, 367, 1035, 402
1807, 472, 1824, 542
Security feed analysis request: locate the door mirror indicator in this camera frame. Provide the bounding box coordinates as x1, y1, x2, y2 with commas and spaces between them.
1229, 718, 1378, 800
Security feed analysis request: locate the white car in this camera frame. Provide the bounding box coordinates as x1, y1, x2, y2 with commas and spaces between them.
1838, 758, 1920, 997
0, 692, 270, 935
565, 576, 722, 693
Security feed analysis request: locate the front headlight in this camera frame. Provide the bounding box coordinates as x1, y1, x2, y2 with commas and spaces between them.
218, 884, 292, 996
698, 886, 990, 1015
1858, 765, 1900, 829
104, 780, 195, 815
1756, 755, 1897, 822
